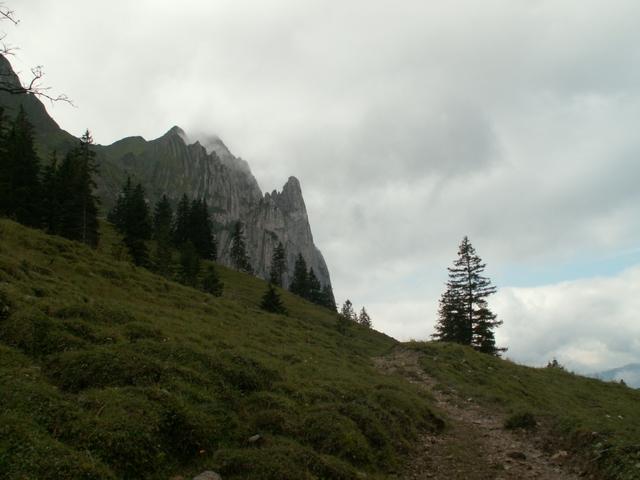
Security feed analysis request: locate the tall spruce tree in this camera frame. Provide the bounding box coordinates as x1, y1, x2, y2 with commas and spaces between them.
202, 265, 224, 297
320, 284, 337, 311
1, 106, 41, 226
123, 183, 152, 266
269, 242, 286, 287
107, 176, 133, 231
260, 283, 287, 315
432, 236, 504, 356
56, 130, 100, 247
173, 194, 191, 247
189, 198, 216, 260
289, 253, 309, 298
40, 151, 60, 233
152, 195, 174, 277
230, 221, 252, 273
308, 268, 322, 304
179, 240, 200, 286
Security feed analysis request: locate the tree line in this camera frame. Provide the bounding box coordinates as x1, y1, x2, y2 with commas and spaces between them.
107, 179, 223, 296
0, 106, 100, 246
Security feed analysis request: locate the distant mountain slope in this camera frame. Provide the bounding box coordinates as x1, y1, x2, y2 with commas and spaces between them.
0, 55, 331, 288
591, 363, 640, 388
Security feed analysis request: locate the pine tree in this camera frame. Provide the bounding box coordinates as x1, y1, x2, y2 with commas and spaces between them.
124, 183, 152, 266
308, 268, 322, 304
340, 299, 356, 322
189, 199, 216, 260
432, 236, 505, 356
41, 151, 60, 233
289, 253, 309, 298
260, 283, 287, 315
153, 194, 173, 241
56, 130, 100, 247
107, 176, 133, 231
173, 194, 191, 247
153, 195, 174, 277
269, 242, 286, 287
320, 284, 337, 311
1, 106, 41, 226
230, 221, 252, 273
202, 265, 224, 297
179, 240, 200, 286
358, 307, 372, 328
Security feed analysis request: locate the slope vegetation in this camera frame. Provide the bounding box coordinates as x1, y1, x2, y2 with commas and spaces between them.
0, 219, 442, 480
405, 342, 640, 480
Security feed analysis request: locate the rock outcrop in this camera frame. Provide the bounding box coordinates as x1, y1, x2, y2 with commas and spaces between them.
0, 55, 332, 289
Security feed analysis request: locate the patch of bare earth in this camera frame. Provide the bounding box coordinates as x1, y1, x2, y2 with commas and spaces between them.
374, 348, 588, 480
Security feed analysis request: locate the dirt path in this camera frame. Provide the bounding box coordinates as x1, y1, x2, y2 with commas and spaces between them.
374, 348, 585, 480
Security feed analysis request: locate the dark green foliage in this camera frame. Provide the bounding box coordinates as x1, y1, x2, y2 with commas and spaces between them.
504, 411, 537, 430
44, 347, 164, 392
40, 151, 60, 233
152, 194, 173, 241
0, 287, 12, 320
202, 265, 224, 296
230, 221, 252, 273
308, 268, 322, 304
173, 193, 190, 247
152, 195, 174, 276
432, 236, 504, 355
320, 284, 337, 311
54, 130, 100, 247
260, 283, 288, 315
289, 253, 309, 298
108, 179, 152, 266
189, 198, 217, 260
269, 241, 286, 287
0, 106, 41, 227
179, 240, 200, 286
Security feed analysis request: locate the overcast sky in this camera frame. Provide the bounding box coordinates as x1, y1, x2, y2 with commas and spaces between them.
8, 0, 640, 374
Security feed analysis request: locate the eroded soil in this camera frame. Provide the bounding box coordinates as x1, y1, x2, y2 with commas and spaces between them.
375, 348, 589, 480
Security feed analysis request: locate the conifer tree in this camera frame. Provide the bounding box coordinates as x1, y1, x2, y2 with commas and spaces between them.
153, 194, 173, 241
107, 176, 132, 231
202, 265, 224, 297
320, 284, 337, 312
358, 307, 372, 328
260, 283, 287, 315
173, 194, 191, 247
179, 240, 200, 286
340, 299, 356, 322
308, 268, 322, 304
1, 106, 41, 226
123, 183, 152, 266
152, 195, 174, 277
230, 221, 252, 273
269, 242, 286, 287
432, 236, 505, 356
56, 130, 100, 247
189, 198, 216, 260
41, 151, 60, 233
289, 253, 309, 298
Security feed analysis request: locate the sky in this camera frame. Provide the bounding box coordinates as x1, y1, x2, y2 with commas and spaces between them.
6, 0, 640, 375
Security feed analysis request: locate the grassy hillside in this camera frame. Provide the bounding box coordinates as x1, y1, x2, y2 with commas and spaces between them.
406, 342, 640, 480
0, 219, 442, 480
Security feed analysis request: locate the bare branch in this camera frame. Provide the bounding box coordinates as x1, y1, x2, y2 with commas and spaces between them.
0, 3, 72, 104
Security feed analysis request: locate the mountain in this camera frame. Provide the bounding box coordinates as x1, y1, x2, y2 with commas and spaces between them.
0, 55, 331, 289
591, 363, 640, 388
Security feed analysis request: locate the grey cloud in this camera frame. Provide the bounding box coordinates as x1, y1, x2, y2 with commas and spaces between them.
11, 0, 640, 371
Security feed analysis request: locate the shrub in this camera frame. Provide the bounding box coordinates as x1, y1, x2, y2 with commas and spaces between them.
45, 347, 164, 392
504, 411, 537, 430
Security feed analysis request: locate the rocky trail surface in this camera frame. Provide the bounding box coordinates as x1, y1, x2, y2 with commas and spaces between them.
375, 348, 588, 480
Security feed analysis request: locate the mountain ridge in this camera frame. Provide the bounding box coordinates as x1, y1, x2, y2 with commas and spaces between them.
0, 54, 332, 289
